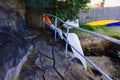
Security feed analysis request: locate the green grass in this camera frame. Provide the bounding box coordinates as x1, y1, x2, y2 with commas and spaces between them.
69, 24, 120, 39
96, 27, 120, 39
80, 24, 100, 31
79, 24, 109, 31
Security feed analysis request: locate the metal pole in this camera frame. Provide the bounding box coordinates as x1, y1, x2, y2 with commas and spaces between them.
64, 38, 112, 80
43, 14, 45, 29
54, 30, 57, 40
65, 27, 70, 58
54, 18, 58, 40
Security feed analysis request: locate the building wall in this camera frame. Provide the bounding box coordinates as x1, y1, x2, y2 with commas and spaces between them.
104, 0, 120, 7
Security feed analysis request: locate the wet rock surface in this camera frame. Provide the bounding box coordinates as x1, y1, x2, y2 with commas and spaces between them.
19, 29, 93, 80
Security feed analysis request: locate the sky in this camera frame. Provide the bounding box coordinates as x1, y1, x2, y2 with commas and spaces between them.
90, 0, 120, 7
105, 0, 120, 7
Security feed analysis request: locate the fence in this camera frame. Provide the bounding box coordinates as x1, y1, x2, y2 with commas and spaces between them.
26, 7, 43, 29
78, 6, 120, 23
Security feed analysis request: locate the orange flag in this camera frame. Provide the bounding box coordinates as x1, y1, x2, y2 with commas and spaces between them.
44, 15, 51, 24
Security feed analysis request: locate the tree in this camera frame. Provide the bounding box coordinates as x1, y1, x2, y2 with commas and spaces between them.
25, 0, 90, 20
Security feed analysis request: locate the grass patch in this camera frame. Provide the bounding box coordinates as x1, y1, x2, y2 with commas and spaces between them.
97, 26, 120, 39
80, 24, 109, 31
69, 24, 120, 39
80, 24, 98, 31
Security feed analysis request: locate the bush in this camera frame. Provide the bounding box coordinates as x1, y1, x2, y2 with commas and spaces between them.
25, 0, 90, 20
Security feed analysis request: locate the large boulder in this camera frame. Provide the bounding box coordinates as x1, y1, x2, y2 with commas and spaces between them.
0, 26, 32, 80
0, 4, 32, 80
0, 5, 30, 80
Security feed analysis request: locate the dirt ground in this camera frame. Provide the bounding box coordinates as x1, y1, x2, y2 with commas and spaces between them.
88, 56, 120, 80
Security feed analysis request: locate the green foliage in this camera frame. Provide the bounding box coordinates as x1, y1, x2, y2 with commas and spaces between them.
85, 3, 94, 10
25, 0, 90, 20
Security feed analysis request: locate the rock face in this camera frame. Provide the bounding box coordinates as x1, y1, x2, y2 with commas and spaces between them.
0, 4, 26, 33
0, 26, 33, 80
0, 5, 32, 80
0, 0, 26, 18
19, 30, 93, 80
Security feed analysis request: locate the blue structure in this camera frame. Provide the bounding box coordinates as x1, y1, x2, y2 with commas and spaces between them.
106, 22, 120, 27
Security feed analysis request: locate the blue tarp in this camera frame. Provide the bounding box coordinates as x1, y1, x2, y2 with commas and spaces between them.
106, 22, 120, 27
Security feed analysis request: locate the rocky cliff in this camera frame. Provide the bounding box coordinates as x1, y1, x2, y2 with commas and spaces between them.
0, 4, 26, 33
0, 4, 32, 80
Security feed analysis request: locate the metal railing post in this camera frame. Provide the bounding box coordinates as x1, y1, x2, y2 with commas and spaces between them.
43, 14, 45, 29
54, 17, 58, 40
65, 27, 70, 58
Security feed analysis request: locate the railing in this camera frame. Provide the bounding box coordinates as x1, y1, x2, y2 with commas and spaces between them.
47, 14, 120, 45
44, 14, 120, 80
